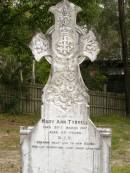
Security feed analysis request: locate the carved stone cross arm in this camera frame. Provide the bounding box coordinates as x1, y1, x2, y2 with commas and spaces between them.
79, 30, 100, 64
29, 32, 51, 62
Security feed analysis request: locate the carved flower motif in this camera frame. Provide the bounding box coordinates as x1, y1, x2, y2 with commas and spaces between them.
74, 94, 85, 103
55, 78, 63, 86
59, 93, 69, 103
65, 71, 75, 82
80, 30, 100, 62
58, 16, 70, 27
52, 73, 64, 86
30, 33, 48, 54
29, 32, 49, 61
66, 85, 74, 92
54, 96, 62, 106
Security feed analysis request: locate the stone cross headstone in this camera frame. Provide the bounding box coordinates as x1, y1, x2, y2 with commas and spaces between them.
20, 1, 112, 173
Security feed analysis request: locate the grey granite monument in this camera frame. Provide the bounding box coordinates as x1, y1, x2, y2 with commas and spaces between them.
20, 0, 112, 173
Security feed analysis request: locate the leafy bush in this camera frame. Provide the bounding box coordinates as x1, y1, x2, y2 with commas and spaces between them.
81, 64, 107, 91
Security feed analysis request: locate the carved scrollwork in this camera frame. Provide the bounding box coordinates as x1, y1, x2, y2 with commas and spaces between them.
29, 32, 50, 62
79, 30, 100, 63
58, 4, 71, 27
45, 70, 89, 111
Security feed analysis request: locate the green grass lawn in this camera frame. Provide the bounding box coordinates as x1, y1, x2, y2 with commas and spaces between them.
0, 114, 130, 173
92, 116, 130, 173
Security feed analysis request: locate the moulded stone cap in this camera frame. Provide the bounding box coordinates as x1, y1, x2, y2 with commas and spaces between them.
97, 128, 112, 137
20, 126, 34, 135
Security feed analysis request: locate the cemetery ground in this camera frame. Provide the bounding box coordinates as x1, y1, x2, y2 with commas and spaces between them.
0, 114, 130, 173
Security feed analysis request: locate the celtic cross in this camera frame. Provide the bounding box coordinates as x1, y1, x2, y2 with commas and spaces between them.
29, 0, 99, 64
29, 0, 100, 112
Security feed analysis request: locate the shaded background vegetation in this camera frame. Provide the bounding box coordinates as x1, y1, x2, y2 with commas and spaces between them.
0, 0, 130, 114
0, 0, 123, 86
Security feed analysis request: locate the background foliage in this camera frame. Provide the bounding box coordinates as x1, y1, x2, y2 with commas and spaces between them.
0, 0, 129, 90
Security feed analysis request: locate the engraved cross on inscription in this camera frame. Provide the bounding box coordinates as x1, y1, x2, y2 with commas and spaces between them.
29, 0, 100, 111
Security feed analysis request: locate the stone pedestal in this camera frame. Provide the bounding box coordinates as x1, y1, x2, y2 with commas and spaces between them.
20, 117, 111, 173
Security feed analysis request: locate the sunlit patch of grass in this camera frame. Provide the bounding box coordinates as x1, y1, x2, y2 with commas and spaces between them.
92, 115, 130, 169
112, 165, 130, 173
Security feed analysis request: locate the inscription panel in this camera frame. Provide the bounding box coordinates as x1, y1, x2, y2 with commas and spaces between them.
27, 118, 101, 173
32, 119, 100, 150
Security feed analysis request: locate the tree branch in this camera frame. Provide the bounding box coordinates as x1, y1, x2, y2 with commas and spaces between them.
0, 0, 44, 30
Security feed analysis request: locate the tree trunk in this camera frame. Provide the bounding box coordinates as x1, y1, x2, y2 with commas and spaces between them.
19, 62, 23, 83
32, 59, 36, 84
118, 0, 130, 116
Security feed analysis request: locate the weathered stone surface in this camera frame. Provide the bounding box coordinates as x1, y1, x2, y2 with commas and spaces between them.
20, 1, 111, 173
20, 120, 111, 173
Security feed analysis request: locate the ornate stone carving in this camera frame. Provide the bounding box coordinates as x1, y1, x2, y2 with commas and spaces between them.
56, 35, 74, 56
29, 0, 100, 111
45, 70, 89, 111
29, 32, 50, 61
80, 30, 100, 62
58, 4, 71, 27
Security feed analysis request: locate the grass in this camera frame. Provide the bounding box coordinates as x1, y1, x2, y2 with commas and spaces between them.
0, 114, 130, 173
0, 114, 40, 149
92, 115, 130, 172
112, 165, 130, 173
